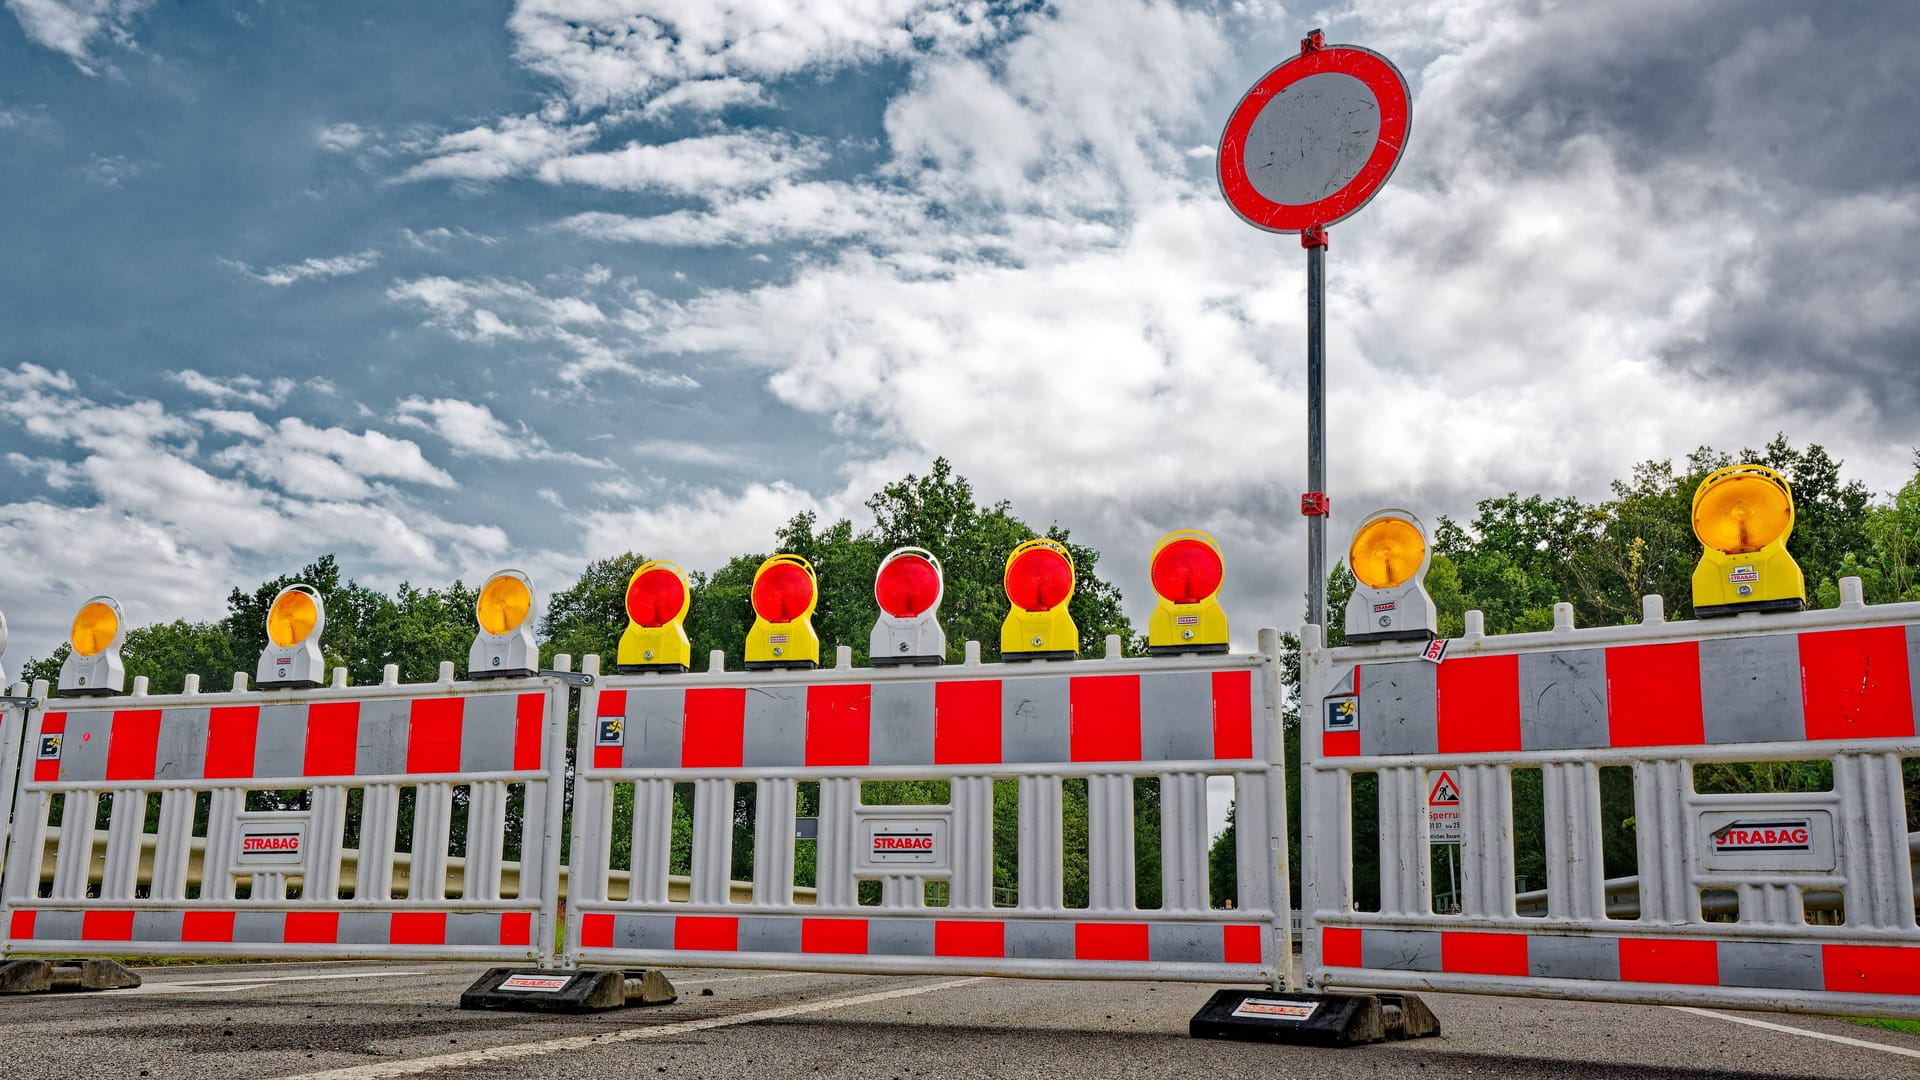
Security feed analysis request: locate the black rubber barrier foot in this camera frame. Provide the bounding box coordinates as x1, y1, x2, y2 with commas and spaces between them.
0, 958, 142, 994
459, 968, 677, 1014
1189, 988, 1440, 1047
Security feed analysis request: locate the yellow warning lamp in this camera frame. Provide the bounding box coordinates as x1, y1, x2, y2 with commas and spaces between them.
745, 554, 820, 670
1343, 509, 1437, 643
257, 584, 326, 690
1001, 539, 1079, 661
618, 560, 693, 673
1690, 464, 1806, 617
469, 569, 538, 679
57, 595, 126, 696
1146, 530, 1229, 656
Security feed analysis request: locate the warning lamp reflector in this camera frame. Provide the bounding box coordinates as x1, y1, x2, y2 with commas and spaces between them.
1690, 464, 1806, 617
1344, 509, 1436, 644
1005, 544, 1074, 612
618, 560, 693, 673
1350, 516, 1426, 590
1150, 538, 1225, 605
476, 571, 533, 635
627, 565, 689, 628
875, 551, 941, 618
267, 588, 320, 647
71, 600, 122, 658
746, 554, 820, 670
753, 560, 817, 622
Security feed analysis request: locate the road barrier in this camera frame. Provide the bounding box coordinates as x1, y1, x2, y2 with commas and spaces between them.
1, 664, 570, 965
1301, 580, 1920, 1019
565, 636, 1291, 984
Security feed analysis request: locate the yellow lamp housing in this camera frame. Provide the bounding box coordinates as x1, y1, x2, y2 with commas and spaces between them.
469, 569, 538, 680
1146, 530, 1229, 656
257, 584, 327, 690
618, 560, 693, 673
1001, 539, 1080, 661
1343, 508, 1437, 644
1690, 463, 1806, 617
58, 595, 127, 696
746, 554, 820, 670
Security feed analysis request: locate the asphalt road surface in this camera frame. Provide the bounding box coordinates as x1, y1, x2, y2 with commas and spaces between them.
1, 960, 1916, 1079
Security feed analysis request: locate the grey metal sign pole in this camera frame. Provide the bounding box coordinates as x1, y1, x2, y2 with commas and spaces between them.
1306, 238, 1327, 630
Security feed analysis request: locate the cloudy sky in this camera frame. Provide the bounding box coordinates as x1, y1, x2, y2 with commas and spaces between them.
3, 0, 1917, 670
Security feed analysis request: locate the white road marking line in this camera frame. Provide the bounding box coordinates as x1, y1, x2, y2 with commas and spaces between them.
130, 969, 432, 994
1670, 1006, 1920, 1060
283, 977, 987, 1080
685, 971, 817, 986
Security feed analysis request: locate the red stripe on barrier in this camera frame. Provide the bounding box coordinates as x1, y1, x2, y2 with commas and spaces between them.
1322, 731, 1361, 757
303, 702, 360, 777
935, 680, 1002, 765
1800, 627, 1916, 740
391, 912, 447, 946
1212, 671, 1254, 759
285, 912, 340, 944
1070, 675, 1142, 762
1441, 931, 1528, 976
183, 911, 235, 943
581, 914, 613, 949
801, 917, 868, 955
675, 915, 739, 952
500, 912, 532, 947
805, 684, 871, 767
593, 745, 623, 769
935, 921, 1004, 958
683, 688, 746, 769
34, 714, 65, 782
1074, 922, 1149, 961
513, 693, 545, 771
104, 710, 162, 781
81, 911, 134, 941
1437, 654, 1521, 753
1321, 927, 1362, 968
204, 706, 259, 779
1822, 944, 1920, 996
1619, 938, 1718, 985
9, 911, 33, 939
598, 690, 627, 717
1606, 642, 1704, 747
1223, 924, 1263, 965
407, 698, 465, 774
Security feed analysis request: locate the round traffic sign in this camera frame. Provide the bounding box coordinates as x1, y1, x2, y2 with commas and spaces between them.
1217, 44, 1411, 234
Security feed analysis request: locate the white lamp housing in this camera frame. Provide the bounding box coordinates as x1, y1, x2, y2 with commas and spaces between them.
257, 584, 327, 690
59, 596, 127, 696
1343, 508, 1438, 644
470, 569, 538, 680
870, 547, 947, 667
0, 606, 10, 688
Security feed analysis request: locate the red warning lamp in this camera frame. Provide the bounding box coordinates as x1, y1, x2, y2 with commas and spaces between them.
1147, 531, 1229, 655
747, 554, 820, 669
1001, 539, 1079, 661
618, 560, 692, 672
871, 547, 945, 666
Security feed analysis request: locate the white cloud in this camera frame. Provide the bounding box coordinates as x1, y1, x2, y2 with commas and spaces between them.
6, 0, 151, 73
557, 181, 928, 247
400, 113, 598, 183
224, 250, 380, 288
536, 131, 825, 194
392, 396, 608, 467
640, 76, 768, 119
170, 370, 297, 409
316, 122, 366, 152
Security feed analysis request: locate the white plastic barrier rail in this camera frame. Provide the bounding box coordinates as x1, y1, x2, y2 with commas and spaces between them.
567, 635, 1291, 984
0, 684, 31, 899
1301, 582, 1920, 1019
2, 665, 569, 965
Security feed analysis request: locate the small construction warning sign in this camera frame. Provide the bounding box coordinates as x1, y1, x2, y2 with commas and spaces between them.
1428, 769, 1462, 844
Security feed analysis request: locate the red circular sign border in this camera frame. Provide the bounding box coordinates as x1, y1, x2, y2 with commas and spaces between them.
1217, 45, 1411, 234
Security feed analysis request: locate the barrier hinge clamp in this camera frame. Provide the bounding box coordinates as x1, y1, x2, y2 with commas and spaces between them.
540, 670, 595, 688
0, 696, 40, 709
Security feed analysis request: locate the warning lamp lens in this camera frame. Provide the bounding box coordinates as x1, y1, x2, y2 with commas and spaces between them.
476, 573, 533, 635
71, 601, 119, 657
1350, 517, 1425, 590
626, 567, 687, 628
1150, 538, 1224, 605
875, 553, 940, 618
267, 589, 319, 648
752, 561, 815, 622
1006, 547, 1073, 611
1694, 473, 1793, 555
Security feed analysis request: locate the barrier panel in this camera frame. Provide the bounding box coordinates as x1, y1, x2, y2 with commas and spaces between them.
0, 684, 30, 899
2, 666, 570, 965
566, 636, 1291, 984
1301, 582, 1920, 1019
